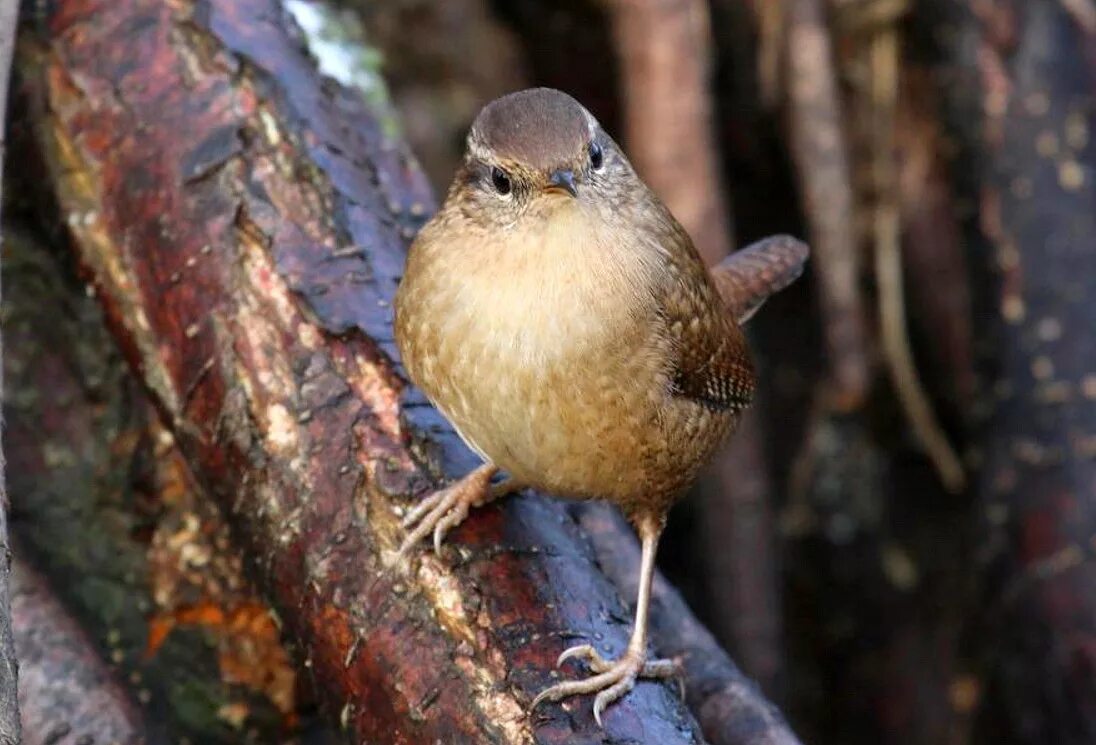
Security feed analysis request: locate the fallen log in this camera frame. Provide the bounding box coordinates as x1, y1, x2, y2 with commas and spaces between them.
20, 0, 802, 741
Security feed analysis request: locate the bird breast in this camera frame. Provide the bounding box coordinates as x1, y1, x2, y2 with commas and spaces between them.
395, 204, 672, 500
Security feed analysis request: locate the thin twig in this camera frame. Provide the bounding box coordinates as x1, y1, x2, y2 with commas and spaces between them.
869, 24, 965, 492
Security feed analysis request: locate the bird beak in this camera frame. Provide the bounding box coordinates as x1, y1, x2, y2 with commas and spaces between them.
546, 169, 578, 197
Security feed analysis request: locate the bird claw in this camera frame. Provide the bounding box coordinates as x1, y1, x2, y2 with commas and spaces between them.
396, 485, 471, 561
399, 489, 444, 529
394, 466, 497, 563
556, 644, 611, 672
533, 645, 683, 726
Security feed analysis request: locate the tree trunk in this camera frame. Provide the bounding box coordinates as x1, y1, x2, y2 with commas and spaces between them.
916, 1, 1096, 743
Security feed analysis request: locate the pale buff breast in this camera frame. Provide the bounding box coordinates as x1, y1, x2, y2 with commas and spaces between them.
395, 202, 674, 501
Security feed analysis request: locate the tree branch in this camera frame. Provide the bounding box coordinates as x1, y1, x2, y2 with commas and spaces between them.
13, 558, 146, 745
785, 0, 870, 409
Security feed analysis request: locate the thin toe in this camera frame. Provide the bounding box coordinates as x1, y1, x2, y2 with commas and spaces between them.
642, 658, 681, 678
532, 652, 680, 723
556, 644, 600, 668
432, 503, 468, 554
592, 675, 636, 726
400, 489, 447, 528
531, 669, 616, 710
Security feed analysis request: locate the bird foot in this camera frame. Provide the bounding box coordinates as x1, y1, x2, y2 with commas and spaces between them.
532, 644, 683, 725
395, 465, 497, 561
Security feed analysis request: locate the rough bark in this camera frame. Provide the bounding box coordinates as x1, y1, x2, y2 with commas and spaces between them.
0, 1, 23, 743
916, 1, 1096, 743
0, 218, 298, 741
18, 0, 798, 741
12, 557, 147, 745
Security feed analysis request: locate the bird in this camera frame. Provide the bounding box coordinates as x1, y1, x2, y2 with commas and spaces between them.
393, 87, 808, 724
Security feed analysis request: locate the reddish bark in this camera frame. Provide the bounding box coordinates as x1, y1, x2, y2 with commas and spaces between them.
0, 216, 299, 740
19, 0, 796, 741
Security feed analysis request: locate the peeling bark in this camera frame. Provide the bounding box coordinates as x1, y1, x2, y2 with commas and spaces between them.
13, 558, 147, 745
0, 219, 296, 741
16, 0, 795, 741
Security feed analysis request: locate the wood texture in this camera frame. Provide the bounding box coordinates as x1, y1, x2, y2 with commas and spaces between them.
0, 220, 298, 741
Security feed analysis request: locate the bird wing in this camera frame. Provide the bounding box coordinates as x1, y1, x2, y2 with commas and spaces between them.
709, 235, 810, 324
653, 218, 756, 414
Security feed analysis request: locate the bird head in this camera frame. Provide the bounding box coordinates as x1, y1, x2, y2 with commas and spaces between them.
447, 88, 636, 227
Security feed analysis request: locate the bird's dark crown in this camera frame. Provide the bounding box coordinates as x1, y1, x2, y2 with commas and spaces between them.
469, 88, 593, 171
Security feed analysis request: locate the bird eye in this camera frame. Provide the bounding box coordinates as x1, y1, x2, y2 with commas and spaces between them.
589, 141, 604, 170
491, 166, 512, 195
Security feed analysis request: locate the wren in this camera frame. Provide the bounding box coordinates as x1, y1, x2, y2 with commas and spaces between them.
394, 87, 808, 724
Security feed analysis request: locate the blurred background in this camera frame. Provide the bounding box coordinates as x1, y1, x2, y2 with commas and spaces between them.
3, 0, 1095, 744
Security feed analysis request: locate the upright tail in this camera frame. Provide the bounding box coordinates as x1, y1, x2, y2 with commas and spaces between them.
710, 235, 811, 324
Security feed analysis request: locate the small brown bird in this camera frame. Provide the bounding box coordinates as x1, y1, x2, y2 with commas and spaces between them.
394, 88, 808, 723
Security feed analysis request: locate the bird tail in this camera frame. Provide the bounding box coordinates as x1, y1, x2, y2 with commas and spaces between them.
709, 235, 810, 324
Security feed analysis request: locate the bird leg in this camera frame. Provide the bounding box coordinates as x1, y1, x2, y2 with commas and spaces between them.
532, 516, 681, 725
397, 464, 524, 559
